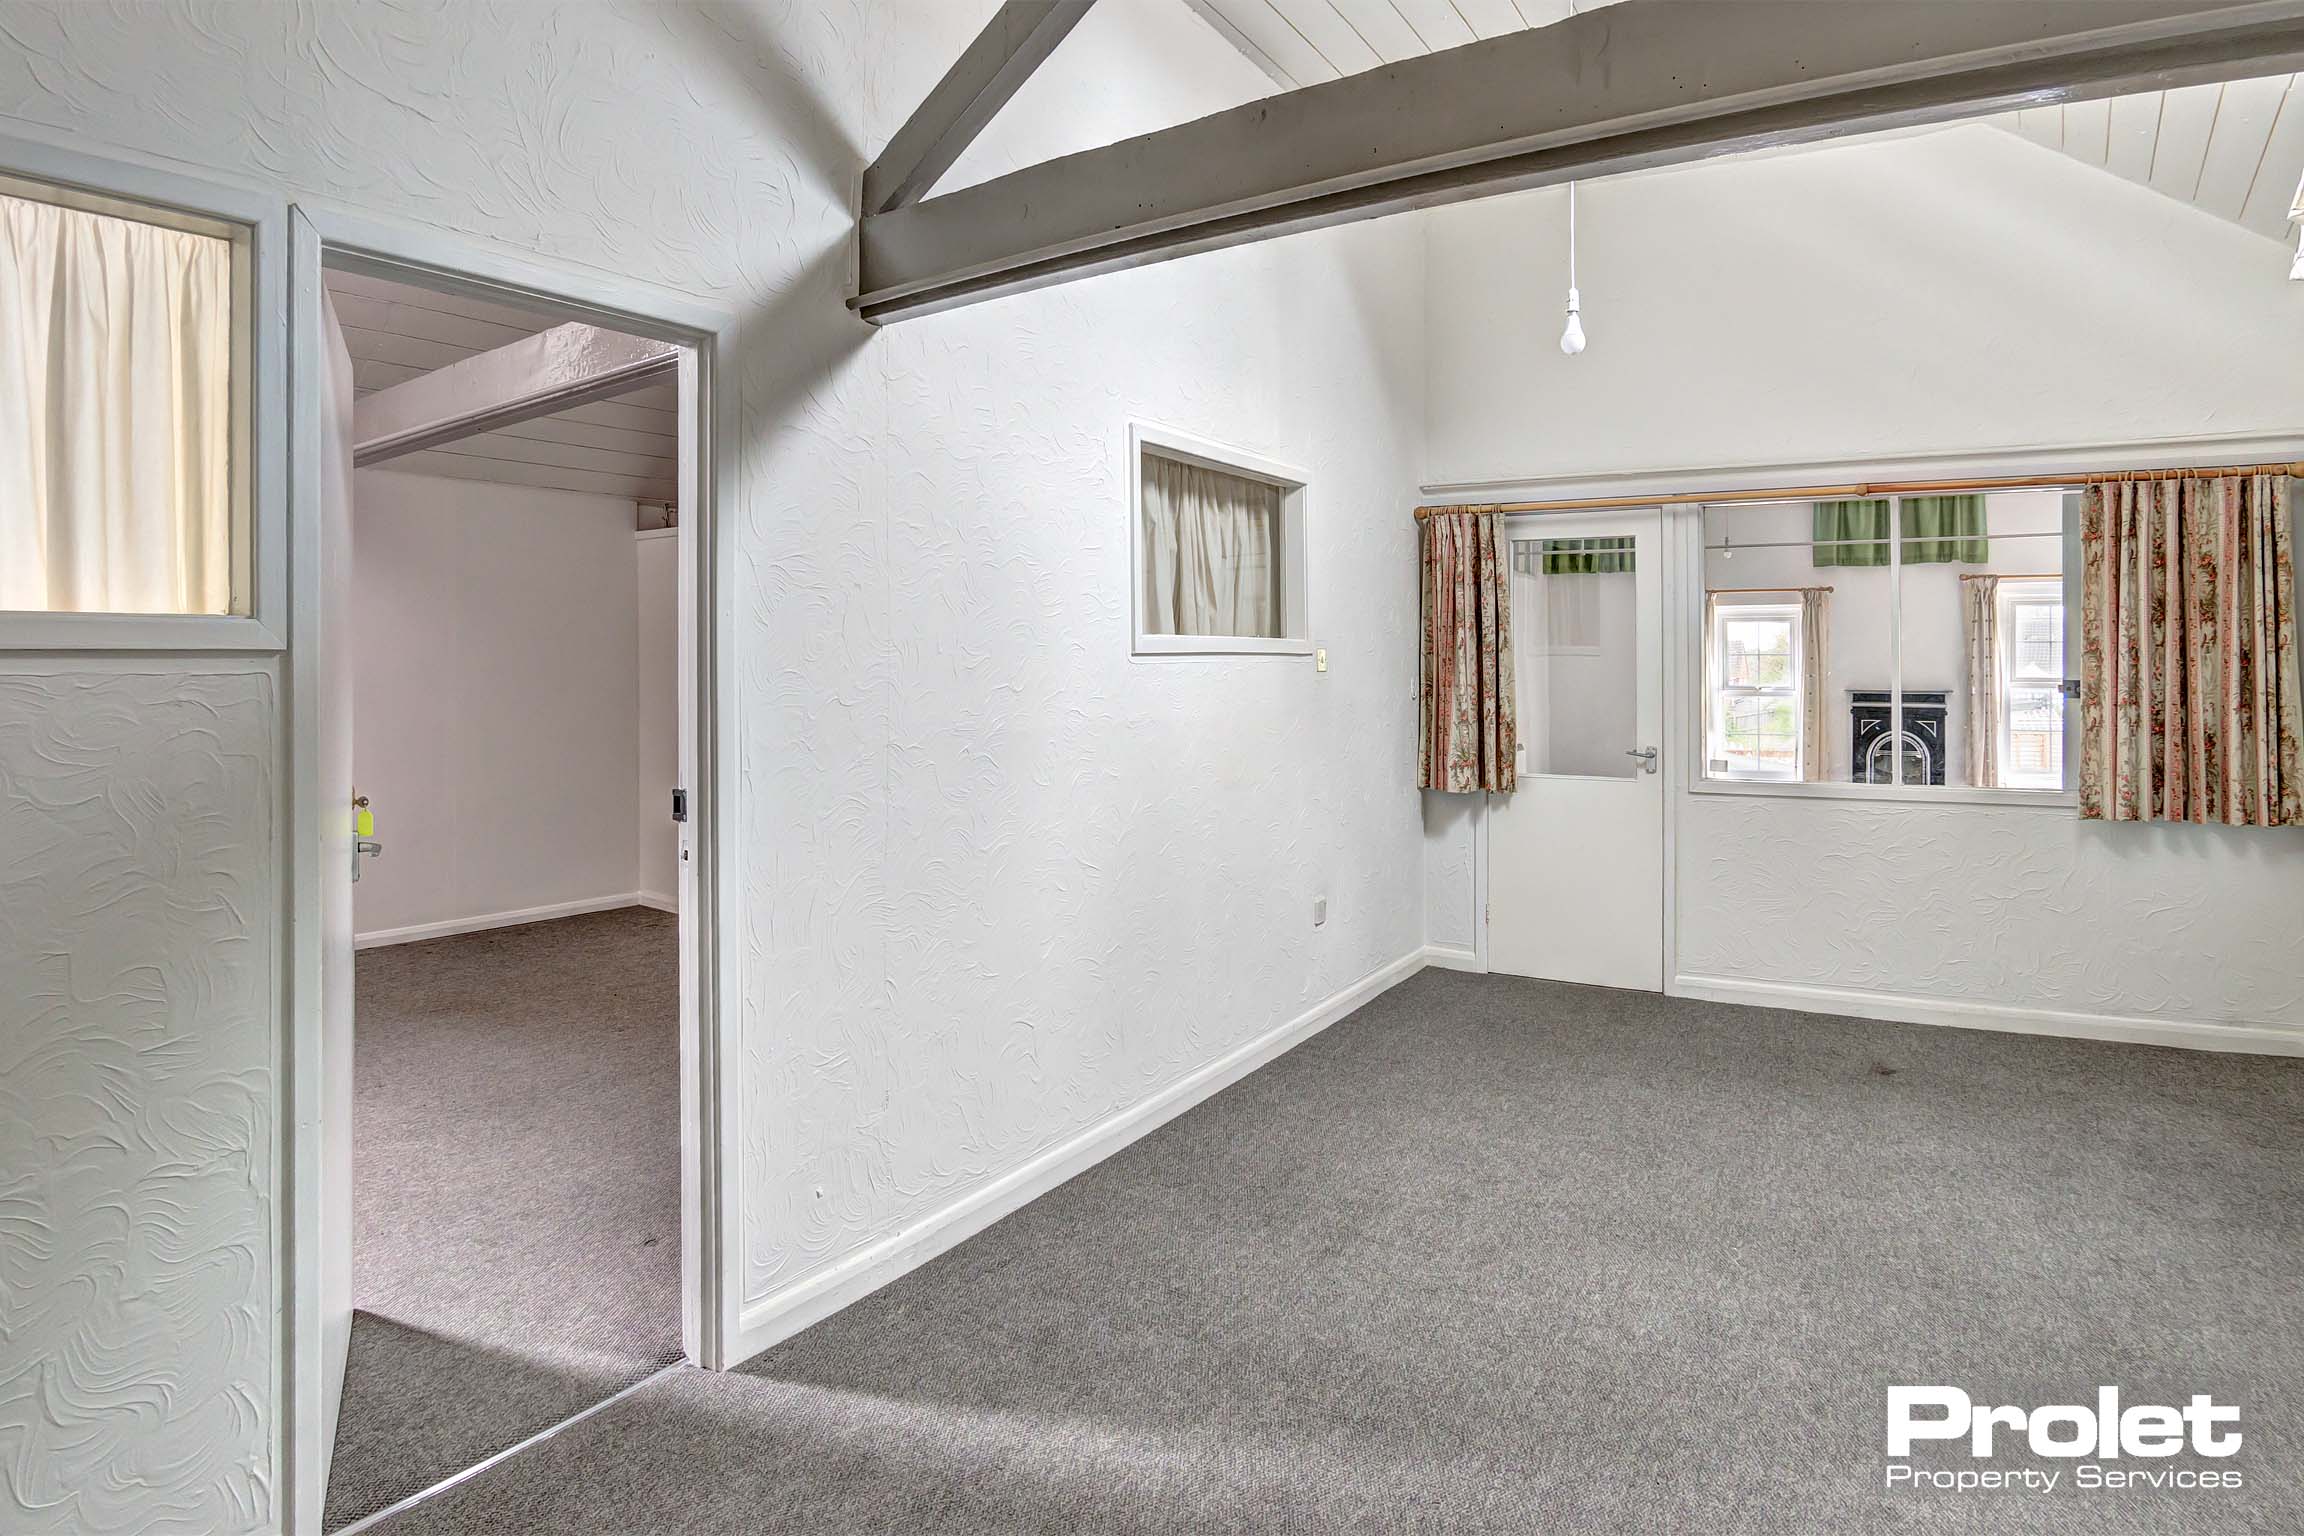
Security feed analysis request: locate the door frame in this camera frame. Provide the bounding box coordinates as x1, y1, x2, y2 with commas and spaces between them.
283, 206, 742, 1536
1470, 505, 1683, 987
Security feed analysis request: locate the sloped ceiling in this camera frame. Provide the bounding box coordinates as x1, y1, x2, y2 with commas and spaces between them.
1180, 0, 1593, 88
1183, 2, 2301, 243
1995, 77, 2304, 242
325, 269, 680, 505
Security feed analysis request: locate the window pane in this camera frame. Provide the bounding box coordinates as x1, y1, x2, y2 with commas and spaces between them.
1, 189, 237, 614
1991, 565, 2069, 791
1512, 533, 1639, 778
1706, 494, 2068, 791
1921, 492, 2064, 789
1723, 617, 1793, 687
1704, 501, 1847, 782
2006, 684, 2064, 786
1721, 696, 1798, 778
2012, 599, 2062, 679
1140, 452, 1284, 639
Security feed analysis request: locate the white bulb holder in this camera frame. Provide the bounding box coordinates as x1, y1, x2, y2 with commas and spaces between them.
1560, 287, 1587, 355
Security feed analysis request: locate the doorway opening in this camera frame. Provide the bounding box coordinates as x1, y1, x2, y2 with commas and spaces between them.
301, 249, 711, 1533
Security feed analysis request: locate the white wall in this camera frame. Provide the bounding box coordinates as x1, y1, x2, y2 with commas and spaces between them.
351, 470, 641, 942
1427, 125, 2304, 485
636, 529, 680, 908
1422, 124, 2304, 1028
0, 3, 1427, 1529
0, 666, 276, 1531
739, 0, 1426, 1321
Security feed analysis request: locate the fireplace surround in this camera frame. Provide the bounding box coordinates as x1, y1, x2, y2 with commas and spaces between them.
1850, 690, 1947, 785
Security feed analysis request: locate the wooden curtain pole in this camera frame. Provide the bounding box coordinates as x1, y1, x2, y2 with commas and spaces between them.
1412, 460, 2304, 518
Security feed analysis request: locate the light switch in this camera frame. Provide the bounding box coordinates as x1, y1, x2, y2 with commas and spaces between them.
1315, 647, 1328, 672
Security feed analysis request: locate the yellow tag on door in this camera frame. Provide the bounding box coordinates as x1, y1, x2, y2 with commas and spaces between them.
356, 807, 374, 838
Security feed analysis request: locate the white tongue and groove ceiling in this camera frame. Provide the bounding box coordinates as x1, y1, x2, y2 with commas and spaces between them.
1179, 0, 1601, 87
1996, 77, 2304, 242
324, 268, 679, 505
1183, 1, 2302, 243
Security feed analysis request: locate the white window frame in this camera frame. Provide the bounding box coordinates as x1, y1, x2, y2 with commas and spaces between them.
1995, 578, 2066, 792
1128, 420, 1312, 658
0, 133, 286, 650
1706, 595, 1803, 783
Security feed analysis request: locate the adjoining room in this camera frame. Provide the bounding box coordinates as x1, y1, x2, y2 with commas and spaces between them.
314, 268, 694, 1530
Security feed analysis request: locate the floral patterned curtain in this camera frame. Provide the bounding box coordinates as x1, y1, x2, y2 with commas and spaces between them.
2078, 475, 2303, 825
1419, 508, 1517, 793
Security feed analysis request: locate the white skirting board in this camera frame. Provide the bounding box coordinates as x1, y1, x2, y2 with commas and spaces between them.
1674, 973, 2304, 1058
354, 892, 668, 949
726, 947, 1431, 1367
1422, 944, 1483, 972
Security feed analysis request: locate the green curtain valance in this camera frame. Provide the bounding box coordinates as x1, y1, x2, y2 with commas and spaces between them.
1539, 536, 1635, 575
1811, 495, 1988, 567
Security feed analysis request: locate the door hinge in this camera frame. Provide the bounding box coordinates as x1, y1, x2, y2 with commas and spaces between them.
671, 788, 689, 823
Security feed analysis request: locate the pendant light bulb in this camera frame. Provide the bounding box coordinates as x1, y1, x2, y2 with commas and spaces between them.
1560, 170, 1587, 357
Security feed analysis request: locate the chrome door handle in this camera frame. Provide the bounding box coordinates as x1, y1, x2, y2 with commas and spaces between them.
352, 838, 383, 882
1625, 747, 1659, 774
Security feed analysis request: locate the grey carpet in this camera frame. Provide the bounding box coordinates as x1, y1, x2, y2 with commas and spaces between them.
326, 908, 683, 1531
374, 970, 2304, 1534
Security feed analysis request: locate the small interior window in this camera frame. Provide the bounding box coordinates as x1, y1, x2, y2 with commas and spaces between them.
0, 179, 249, 616
1131, 427, 1309, 656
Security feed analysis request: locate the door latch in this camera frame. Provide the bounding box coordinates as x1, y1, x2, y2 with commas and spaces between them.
671, 788, 688, 824
1625, 746, 1660, 774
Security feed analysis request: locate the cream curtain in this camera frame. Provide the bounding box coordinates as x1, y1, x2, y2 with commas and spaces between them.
1140, 454, 1281, 638
1798, 587, 1831, 782
1963, 574, 2001, 790
0, 192, 232, 614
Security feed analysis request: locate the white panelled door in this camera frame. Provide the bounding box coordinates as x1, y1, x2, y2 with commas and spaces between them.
313, 275, 359, 1484
1486, 508, 1665, 990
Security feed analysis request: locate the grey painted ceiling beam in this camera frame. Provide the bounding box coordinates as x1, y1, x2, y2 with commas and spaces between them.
853, 0, 2304, 323
861, 1, 1098, 216
354, 322, 679, 467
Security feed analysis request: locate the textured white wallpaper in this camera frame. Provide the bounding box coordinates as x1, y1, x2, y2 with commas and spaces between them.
0, 4, 1429, 1528
0, 667, 278, 1535
1677, 798, 2304, 1025
1421, 792, 1480, 953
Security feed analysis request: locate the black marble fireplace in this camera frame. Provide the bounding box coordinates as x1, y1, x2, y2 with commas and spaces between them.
1850, 690, 1947, 785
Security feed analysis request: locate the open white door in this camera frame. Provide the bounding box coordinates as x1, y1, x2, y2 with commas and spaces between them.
314, 268, 360, 1491
1486, 508, 1665, 990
